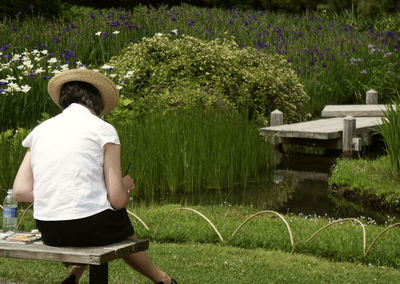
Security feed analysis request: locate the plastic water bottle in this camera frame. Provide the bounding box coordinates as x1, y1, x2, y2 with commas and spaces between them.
2, 189, 18, 232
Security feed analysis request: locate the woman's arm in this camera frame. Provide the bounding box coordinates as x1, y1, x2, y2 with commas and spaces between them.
103, 143, 134, 210
13, 149, 34, 202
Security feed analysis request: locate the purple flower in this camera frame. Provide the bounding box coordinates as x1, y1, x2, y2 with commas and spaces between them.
0, 88, 6, 93
16, 11, 22, 17
287, 57, 292, 62
29, 3, 34, 10
330, 54, 335, 60
307, 67, 312, 72
11, 26, 17, 31
227, 18, 233, 25
103, 32, 109, 40
24, 35, 31, 39
188, 18, 195, 26
360, 69, 367, 74
42, 76, 50, 80
171, 16, 176, 21
90, 12, 95, 19
27, 72, 36, 77
0, 81, 8, 86
0, 44, 10, 51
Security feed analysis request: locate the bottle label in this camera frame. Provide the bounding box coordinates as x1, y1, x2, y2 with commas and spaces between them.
3, 207, 17, 218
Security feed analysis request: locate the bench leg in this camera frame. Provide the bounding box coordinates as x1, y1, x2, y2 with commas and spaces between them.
89, 263, 108, 284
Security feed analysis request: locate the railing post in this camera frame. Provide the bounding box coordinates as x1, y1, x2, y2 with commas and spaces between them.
343, 116, 356, 158
366, 89, 378, 104
270, 109, 283, 126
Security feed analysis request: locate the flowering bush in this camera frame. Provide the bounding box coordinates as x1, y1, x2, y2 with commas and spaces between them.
0, 48, 85, 130
108, 34, 310, 124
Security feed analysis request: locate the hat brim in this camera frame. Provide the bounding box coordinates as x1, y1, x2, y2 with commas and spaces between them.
47, 68, 119, 116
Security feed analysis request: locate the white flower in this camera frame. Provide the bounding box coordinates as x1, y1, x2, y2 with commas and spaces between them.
95, 31, 102, 36
17, 65, 25, 70
170, 29, 178, 35
155, 32, 163, 37
21, 85, 31, 93
6, 75, 16, 81
112, 31, 120, 35
60, 64, 69, 71
34, 57, 42, 62
116, 85, 123, 90
12, 54, 21, 61
8, 82, 20, 91
124, 71, 134, 78
101, 64, 113, 70
35, 67, 45, 73
109, 73, 116, 78
52, 69, 61, 74
48, 57, 57, 64
41, 50, 48, 55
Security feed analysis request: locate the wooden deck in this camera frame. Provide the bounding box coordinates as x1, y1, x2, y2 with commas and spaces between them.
260, 116, 383, 140
321, 105, 388, 117
260, 105, 386, 151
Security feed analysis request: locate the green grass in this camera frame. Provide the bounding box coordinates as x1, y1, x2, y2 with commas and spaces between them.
1, 242, 400, 283
329, 156, 400, 204
9, 204, 400, 269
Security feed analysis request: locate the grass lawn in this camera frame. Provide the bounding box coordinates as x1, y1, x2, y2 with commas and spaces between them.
1, 242, 400, 283
329, 156, 400, 211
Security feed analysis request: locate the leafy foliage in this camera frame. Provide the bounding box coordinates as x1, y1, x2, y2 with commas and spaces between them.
108, 34, 310, 124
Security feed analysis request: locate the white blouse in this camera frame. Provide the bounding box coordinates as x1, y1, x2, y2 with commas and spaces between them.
23, 103, 120, 221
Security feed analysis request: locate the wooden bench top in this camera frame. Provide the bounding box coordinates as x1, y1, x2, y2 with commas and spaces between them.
0, 239, 149, 265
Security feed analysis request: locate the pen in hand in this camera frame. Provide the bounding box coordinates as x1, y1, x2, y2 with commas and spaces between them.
124, 161, 132, 176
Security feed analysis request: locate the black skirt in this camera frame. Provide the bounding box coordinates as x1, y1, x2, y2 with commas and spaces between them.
35, 208, 135, 247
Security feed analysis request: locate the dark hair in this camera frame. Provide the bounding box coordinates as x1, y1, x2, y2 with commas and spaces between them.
59, 81, 103, 116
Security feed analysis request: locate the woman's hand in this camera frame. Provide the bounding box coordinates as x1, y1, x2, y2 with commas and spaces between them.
122, 175, 135, 193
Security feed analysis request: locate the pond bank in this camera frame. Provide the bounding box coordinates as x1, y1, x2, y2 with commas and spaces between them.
329, 155, 400, 215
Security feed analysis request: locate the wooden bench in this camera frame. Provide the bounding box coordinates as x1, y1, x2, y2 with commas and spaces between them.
0, 238, 149, 283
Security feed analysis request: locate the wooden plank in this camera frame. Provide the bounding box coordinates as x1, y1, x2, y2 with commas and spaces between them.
0, 239, 149, 265
260, 117, 383, 140
321, 105, 388, 117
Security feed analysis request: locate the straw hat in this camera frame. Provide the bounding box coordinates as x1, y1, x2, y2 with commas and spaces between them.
48, 68, 119, 116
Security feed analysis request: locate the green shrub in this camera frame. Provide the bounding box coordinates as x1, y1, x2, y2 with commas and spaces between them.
108, 34, 310, 125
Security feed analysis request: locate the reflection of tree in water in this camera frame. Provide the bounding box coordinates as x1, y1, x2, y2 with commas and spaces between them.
242, 178, 298, 210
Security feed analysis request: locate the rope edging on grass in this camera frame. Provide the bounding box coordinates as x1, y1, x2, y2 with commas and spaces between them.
231, 210, 295, 254
17, 202, 33, 230
127, 209, 151, 231
306, 218, 367, 255
153, 207, 224, 242
364, 222, 400, 257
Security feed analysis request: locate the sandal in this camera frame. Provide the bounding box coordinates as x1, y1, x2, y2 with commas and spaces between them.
158, 276, 177, 284
61, 274, 76, 284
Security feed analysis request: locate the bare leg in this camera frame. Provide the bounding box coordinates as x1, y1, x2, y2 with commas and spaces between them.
123, 235, 173, 283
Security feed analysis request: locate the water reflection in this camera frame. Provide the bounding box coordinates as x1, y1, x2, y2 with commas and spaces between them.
132, 151, 400, 225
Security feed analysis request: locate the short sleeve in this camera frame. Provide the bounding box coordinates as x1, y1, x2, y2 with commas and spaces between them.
99, 122, 120, 148
22, 130, 34, 148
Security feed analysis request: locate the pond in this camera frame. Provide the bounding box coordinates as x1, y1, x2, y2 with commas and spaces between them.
133, 149, 400, 225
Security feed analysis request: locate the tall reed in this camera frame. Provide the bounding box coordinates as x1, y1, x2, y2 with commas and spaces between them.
379, 96, 400, 177
0, 128, 29, 201
115, 107, 275, 199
